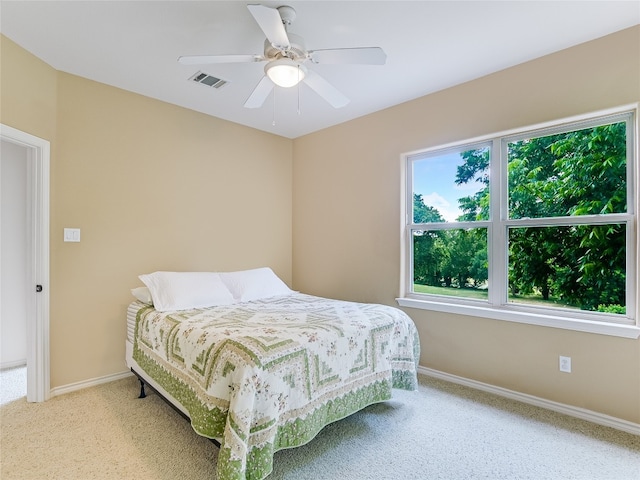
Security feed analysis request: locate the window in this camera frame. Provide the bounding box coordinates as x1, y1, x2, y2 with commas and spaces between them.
400, 106, 639, 337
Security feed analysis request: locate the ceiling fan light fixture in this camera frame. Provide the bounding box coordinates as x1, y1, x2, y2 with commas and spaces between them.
265, 58, 307, 87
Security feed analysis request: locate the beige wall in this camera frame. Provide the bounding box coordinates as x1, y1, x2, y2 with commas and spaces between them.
0, 36, 57, 141
292, 26, 640, 423
1, 35, 292, 388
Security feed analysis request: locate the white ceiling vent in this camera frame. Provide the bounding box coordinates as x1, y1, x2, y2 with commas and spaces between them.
189, 71, 228, 89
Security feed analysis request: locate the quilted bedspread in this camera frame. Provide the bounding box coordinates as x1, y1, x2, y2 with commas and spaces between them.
132, 293, 419, 480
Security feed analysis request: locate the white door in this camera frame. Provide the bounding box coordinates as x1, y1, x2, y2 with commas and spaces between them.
1, 140, 29, 371
0, 124, 50, 402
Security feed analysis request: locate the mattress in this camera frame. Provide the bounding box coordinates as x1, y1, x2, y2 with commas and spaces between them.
126, 301, 140, 344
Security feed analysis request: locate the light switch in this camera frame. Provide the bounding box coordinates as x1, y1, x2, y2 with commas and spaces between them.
64, 228, 81, 242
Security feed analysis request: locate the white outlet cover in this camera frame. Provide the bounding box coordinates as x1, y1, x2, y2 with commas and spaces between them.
559, 355, 572, 373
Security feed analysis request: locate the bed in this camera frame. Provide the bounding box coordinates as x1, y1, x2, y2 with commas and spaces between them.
125, 268, 420, 480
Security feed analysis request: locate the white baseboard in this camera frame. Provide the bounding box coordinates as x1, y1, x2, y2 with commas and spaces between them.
418, 366, 640, 436
50, 370, 133, 398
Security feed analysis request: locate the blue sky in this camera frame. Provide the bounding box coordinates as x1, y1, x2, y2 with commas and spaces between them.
413, 151, 484, 222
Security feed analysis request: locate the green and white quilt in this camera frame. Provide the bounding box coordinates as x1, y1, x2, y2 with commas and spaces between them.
132, 293, 419, 480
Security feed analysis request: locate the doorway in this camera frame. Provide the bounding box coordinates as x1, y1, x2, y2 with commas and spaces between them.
0, 124, 50, 402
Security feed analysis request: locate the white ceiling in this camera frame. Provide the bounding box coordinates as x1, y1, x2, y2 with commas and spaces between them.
1, 1, 639, 139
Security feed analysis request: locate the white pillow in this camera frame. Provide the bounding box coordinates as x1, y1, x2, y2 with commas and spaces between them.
220, 267, 293, 302
138, 271, 235, 312
131, 286, 153, 305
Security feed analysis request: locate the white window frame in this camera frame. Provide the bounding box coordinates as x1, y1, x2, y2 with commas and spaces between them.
398, 105, 640, 339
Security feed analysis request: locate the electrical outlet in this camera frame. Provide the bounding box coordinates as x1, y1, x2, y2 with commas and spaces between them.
559, 356, 572, 373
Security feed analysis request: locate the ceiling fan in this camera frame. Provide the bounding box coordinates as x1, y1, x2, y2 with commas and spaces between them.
178, 4, 386, 109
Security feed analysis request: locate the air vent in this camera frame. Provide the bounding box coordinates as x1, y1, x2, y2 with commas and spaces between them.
189, 71, 228, 89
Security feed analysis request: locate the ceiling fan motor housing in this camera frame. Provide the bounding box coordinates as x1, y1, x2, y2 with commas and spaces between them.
264, 32, 306, 61
277, 5, 296, 25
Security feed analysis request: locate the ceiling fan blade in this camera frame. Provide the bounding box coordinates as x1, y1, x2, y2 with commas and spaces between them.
244, 75, 275, 109
178, 54, 263, 65
308, 47, 387, 65
247, 4, 290, 50
303, 70, 350, 108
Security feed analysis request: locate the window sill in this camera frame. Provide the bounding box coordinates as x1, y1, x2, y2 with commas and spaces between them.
396, 297, 640, 339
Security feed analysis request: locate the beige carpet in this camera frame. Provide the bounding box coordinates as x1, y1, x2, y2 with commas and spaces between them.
1, 372, 639, 479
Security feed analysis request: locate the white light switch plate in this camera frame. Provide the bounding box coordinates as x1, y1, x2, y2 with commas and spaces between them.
64, 228, 81, 242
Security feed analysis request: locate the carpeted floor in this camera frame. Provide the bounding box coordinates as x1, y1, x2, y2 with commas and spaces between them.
1, 369, 638, 479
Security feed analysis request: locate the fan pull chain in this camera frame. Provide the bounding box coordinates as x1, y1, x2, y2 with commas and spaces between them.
297, 65, 301, 115
272, 88, 276, 126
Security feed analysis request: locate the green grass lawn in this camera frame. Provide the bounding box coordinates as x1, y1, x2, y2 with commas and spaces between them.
413, 284, 488, 300
413, 284, 577, 309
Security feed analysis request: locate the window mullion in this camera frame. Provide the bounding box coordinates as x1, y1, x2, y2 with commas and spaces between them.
488, 138, 506, 307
